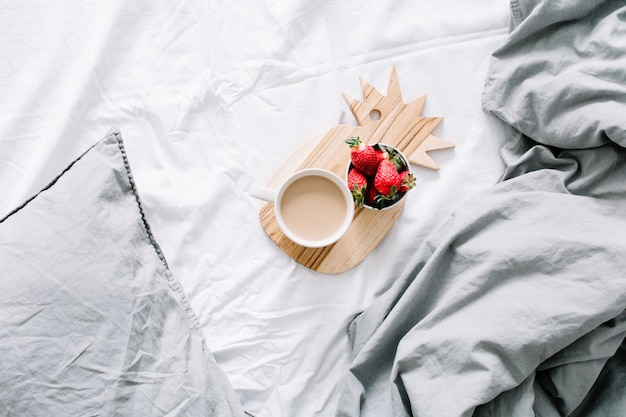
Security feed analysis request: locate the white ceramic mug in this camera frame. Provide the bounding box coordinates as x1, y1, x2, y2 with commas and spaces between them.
249, 168, 354, 248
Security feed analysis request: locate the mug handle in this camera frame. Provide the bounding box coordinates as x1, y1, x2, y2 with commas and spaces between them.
248, 183, 278, 203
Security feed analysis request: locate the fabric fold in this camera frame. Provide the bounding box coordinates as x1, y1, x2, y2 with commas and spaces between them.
335, 1, 626, 415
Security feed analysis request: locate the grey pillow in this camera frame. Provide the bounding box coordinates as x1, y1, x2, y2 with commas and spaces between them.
0, 129, 245, 416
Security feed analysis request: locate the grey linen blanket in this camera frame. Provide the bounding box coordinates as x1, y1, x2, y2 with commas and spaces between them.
334, 1, 626, 416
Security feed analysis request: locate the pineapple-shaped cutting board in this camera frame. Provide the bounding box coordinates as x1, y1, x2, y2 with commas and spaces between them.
258, 66, 454, 274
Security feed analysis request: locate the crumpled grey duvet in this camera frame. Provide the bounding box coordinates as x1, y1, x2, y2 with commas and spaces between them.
334, 1, 626, 416
0, 131, 245, 416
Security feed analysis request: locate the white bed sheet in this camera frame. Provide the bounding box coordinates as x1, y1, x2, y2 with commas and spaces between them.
0, 1, 510, 416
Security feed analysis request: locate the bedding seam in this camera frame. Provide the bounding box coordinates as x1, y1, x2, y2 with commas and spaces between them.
0, 138, 102, 224
510, 0, 522, 28
112, 131, 256, 416
108, 129, 204, 332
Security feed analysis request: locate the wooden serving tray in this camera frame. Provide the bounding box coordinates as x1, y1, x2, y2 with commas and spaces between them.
258, 66, 453, 274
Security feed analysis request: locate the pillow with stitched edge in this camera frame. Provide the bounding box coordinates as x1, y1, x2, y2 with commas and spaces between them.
0, 129, 245, 416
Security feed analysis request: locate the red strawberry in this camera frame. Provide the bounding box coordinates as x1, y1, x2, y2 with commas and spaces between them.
398, 171, 416, 192
345, 136, 379, 176
375, 148, 387, 163
347, 168, 367, 207
365, 181, 379, 206
378, 144, 406, 171
374, 159, 401, 197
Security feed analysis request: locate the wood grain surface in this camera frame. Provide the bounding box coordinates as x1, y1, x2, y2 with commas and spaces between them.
258, 66, 453, 274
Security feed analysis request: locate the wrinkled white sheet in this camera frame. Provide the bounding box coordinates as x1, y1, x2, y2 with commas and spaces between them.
0, 1, 509, 416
